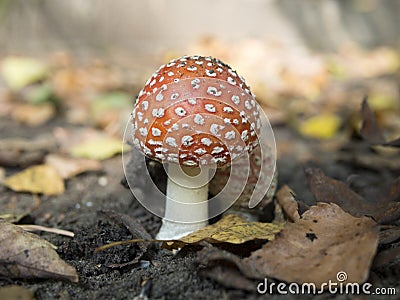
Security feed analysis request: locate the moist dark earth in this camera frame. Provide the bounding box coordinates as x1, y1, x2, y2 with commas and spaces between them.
0, 114, 399, 300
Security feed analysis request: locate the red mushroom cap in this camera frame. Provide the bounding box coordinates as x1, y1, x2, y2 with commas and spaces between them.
132, 55, 261, 167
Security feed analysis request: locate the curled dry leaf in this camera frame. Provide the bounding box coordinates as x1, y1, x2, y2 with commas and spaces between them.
360, 97, 386, 144
45, 154, 101, 179
360, 98, 400, 147
3, 164, 65, 196
164, 214, 284, 250
244, 202, 379, 286
0, 221, 78, 282
305, 168, 400, 224
275, 185, 300, 222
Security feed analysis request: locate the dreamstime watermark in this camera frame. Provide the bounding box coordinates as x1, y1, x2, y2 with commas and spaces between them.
257, 271, 397, 295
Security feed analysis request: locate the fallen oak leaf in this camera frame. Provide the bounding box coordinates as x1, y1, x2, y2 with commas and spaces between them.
305, 168, 400, 224
244, 201, 379, 286
0, 220, 78, 282
3, 164, 65, 196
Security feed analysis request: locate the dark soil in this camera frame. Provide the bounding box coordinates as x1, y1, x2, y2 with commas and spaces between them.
1, 114, 399, 300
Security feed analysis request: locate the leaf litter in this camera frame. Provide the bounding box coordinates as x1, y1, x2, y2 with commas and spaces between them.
0, 221, 78, 282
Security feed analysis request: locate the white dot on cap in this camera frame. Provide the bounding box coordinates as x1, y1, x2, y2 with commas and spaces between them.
207, 86, 222, 97
152, 108, 165, 118
201, 137, 212, 146
194, 148, 207, 155
231, 95, 240, 105
211, 146, 224, 154
165, 137, 178, 147
175, 107, 186, 117
205, 104, 216, 113
141, 101, 149, 110
194, 114, 205, 125
139, 127, 148, 136
152, 127, 162, 136
225, 131, 236, 140
181, 135, 194, 147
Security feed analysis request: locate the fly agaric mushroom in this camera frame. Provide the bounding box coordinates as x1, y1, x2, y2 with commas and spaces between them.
131, 55, 264, 240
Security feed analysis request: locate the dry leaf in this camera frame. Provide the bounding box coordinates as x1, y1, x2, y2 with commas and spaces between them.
0, 221, 78, 282
69, 137, 128, 160
244, 202, 379, 285
360, 98, 400, 147
360, 97, 386, 144
0, 137, 56, 168
306, 168, 400, 224
197, 247, 257, 291
11, 103, 56, 126
0, 285, 34, 300
45, 154, 101, 179
298, 114, 341, 139
4, 165, 65, 195
1, 56, 48, 90
275, 185, 300, 222
165, 214, 284, 249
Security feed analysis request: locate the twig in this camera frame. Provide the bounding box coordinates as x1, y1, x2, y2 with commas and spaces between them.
18, 224, 75, 237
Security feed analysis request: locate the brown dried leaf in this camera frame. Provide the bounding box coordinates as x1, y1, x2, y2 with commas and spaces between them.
45, 154, 101, 179
305, 168, 400, 224
360, 97, 386, 144
360, 98, 400, 147
197, 247, 258, 291
0, 137, 57, 168
244, 202, 379, 285
373, 243, 400, 268
11, 103, 56, 127
4, 164, 65, 196
275, 185, 300, 222
0, 221, 78, 282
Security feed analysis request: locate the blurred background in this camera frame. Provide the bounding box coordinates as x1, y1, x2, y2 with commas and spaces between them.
0, 0, 399, 152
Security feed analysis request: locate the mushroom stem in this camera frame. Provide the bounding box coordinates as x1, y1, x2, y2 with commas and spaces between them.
156, 165, 209, 240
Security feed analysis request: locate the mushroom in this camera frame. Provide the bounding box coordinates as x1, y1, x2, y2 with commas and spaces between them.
131, 55, 263, 240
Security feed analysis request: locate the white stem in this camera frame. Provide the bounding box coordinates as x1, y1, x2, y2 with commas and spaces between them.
156, 165, 209, 240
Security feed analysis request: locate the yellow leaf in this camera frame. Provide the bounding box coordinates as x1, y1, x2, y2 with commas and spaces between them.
172, 214, 284, 248
368, 93, 399, 111
1, 56, 48, 90
69, 138, 129, 160
4, 165, 64, 196
299, 114, 341, 139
